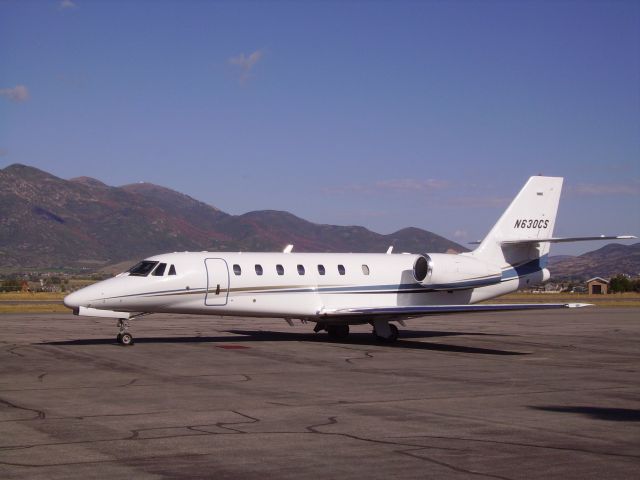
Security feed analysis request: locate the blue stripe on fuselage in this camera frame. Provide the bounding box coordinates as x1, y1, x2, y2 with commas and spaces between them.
500, 255, 546, 281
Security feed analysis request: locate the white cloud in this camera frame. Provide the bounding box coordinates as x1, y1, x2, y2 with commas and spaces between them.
374, 178, 449, 191
324, 178, 449, 195
569, 182, 640, 196
0, 85, 29, 102
445, 195, 511, 208
228, 49, 264, 83
59, 0, 77, 9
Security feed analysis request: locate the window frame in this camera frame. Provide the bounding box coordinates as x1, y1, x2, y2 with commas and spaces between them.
128, 261, 159, 277
152, 263, 167, 276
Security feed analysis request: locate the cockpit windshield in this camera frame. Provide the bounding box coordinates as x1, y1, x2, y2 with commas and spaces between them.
127, 261, 159, 277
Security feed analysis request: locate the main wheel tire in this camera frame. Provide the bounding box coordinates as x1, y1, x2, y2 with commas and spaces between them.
327, 324, 350, 340
120, 332, 134, 346
373, 323, 399, 343
388, 323, 399, 342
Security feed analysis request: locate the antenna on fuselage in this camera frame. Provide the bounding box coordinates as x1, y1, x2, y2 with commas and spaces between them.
386, 246, 393, 254
283, 244, 294, 253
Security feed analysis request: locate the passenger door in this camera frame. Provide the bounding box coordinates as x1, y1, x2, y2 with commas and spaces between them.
204, 258, 230, 306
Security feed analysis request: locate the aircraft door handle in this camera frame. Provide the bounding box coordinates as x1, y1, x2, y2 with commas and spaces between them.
215, 284, 220, 295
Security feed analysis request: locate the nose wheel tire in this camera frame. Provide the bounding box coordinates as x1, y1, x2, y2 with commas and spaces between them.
116, 319, 134, 346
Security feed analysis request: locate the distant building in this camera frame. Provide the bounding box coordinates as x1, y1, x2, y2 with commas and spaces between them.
586, 277, 609, 295
544, 283, 563, 293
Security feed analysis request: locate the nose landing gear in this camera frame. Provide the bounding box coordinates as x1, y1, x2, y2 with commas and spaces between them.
116, 319, 134, 346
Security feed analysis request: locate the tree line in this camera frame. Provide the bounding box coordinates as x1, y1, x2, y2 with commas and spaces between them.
609, 275, 640, 293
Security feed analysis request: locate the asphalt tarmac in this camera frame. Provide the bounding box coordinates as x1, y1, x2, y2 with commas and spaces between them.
1, 308, 639, 479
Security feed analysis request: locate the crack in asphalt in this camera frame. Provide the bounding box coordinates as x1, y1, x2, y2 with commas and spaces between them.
6, 345, 26, 358
0, 405, 636, 478
305, 416, 513, 480
0, 411, 509, 479
390, 434, 640, 461
0, 374, 252, 394
0, 397, 46, 421
325, 345, 375, 364
264, 385, 634, 408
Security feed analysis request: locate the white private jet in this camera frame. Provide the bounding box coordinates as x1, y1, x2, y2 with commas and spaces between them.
64, 176, 635, 345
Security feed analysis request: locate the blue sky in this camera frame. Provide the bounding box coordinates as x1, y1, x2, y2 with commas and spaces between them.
1, 0, 638, 255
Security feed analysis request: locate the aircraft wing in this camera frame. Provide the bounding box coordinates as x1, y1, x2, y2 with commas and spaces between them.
320, 302, 592, 319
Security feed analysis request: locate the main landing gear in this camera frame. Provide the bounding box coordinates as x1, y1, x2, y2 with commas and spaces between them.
116, 318, 134, 346
313, 321, 400, 343
372, 321, 399, 343
327, 324, 350, 340
314, 323, 350, 340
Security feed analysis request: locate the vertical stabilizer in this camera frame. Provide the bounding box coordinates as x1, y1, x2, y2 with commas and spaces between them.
472, 176, 563, 267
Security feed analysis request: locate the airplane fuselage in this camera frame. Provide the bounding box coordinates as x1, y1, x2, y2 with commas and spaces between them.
66, 251, 547, 322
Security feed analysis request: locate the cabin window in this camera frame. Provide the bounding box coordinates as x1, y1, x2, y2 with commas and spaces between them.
276, 264, 284, 275
297, 264, 305, 275
317, 264, 325, 275
152, 263, 167, 276
168, 265, 177, 275
128, 261, 158, 277
255, 264, 263, 276
338, 264, 345, 275
362, 264, 370, 275
233, 264, 242, 275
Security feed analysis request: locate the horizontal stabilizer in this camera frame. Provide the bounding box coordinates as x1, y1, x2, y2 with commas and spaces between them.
500, 235, 636, 245
321, 303, 592, 318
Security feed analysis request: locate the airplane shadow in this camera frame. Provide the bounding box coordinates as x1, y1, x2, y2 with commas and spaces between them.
39, 329, 525, 356
530, 405, 640, 422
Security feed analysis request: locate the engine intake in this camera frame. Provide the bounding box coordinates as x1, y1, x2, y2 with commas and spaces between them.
413, 254, 502, 290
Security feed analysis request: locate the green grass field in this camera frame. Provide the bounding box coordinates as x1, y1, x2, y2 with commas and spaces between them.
1, 291, 639, 314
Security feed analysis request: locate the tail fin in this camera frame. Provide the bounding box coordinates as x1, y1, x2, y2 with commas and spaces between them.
472, 176, 563, 267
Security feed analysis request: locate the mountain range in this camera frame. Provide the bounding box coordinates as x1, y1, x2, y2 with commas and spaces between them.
0, 164, 464, 272
1, 164, 637, 279
546, 242, 640, 280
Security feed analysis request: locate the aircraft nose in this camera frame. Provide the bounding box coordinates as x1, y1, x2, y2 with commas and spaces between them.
63, 290, 85, 309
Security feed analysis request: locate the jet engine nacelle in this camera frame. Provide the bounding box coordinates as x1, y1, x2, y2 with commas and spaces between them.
413, 253, 502, 290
